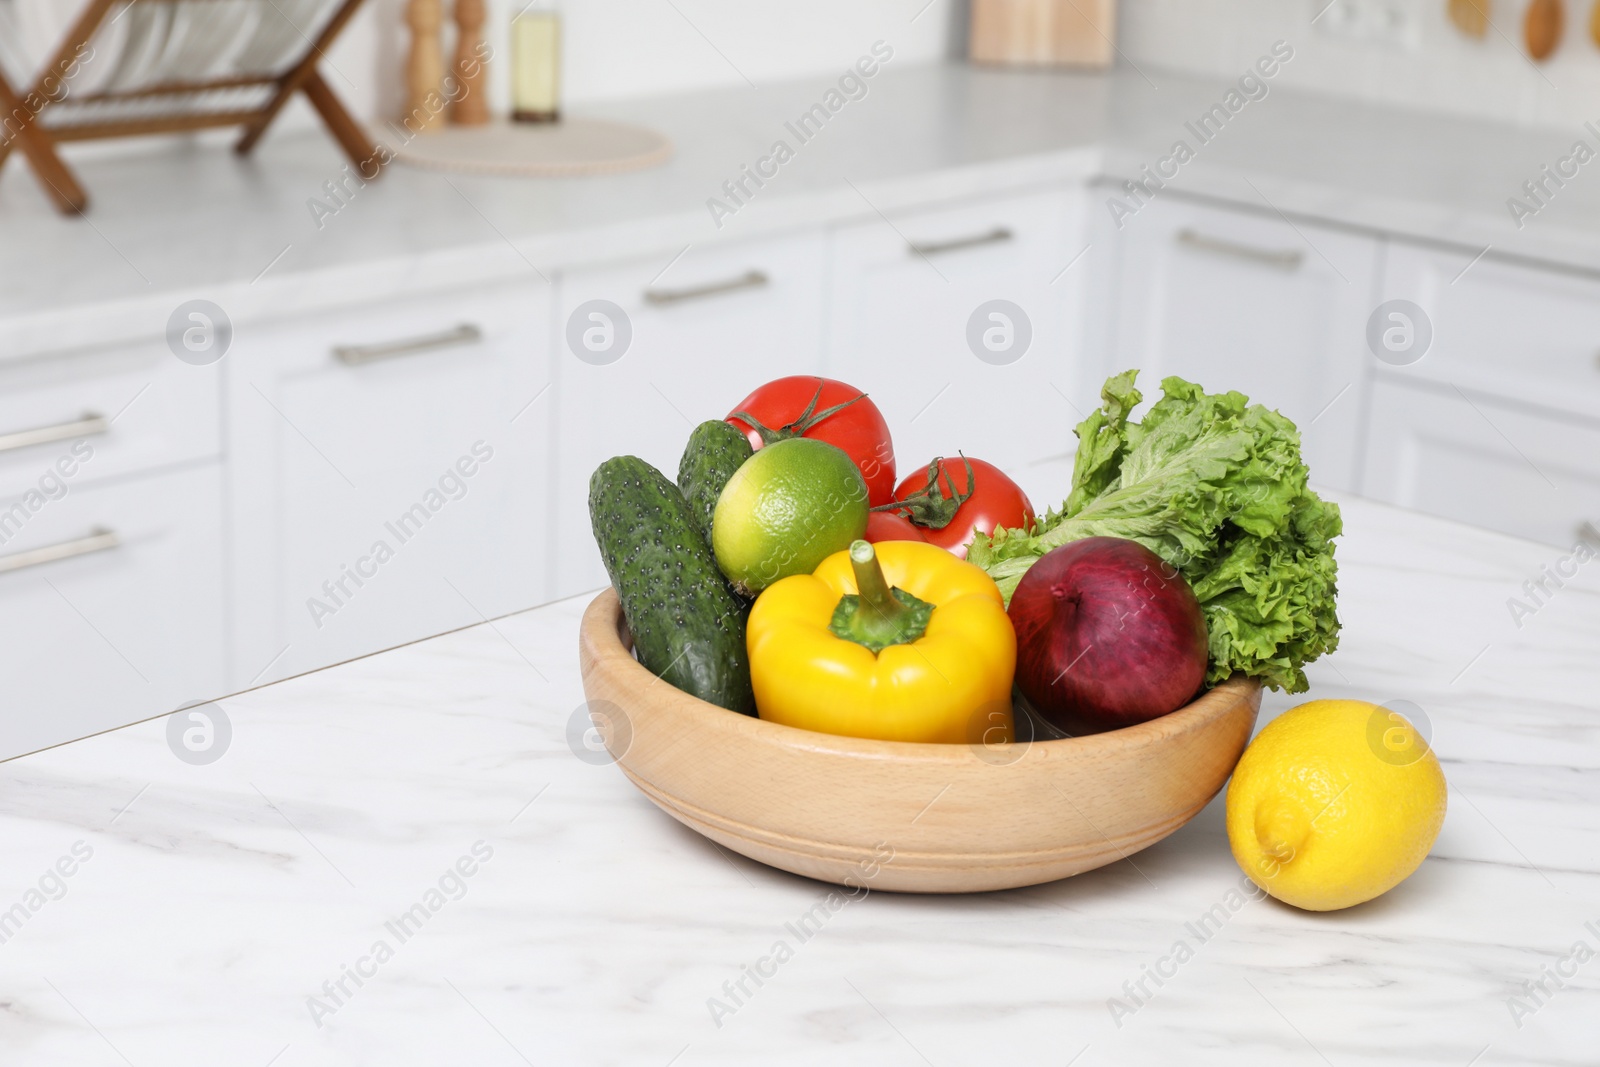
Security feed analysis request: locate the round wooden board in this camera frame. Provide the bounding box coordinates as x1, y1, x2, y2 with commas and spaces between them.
393, 118, 672, 178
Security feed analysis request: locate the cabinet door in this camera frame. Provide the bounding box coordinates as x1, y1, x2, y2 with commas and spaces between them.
1362, 380, 1600, 547
228, 278, 552, 688
826, 188, 1088, 509
0, 464, 225, 759
552, 234, 827, 599
1377, 242, 1600, 422
1102, 195, 1378, 491
0, 335, 219, 500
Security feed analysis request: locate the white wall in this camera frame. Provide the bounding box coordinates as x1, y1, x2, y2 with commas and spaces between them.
339, 0, 1600, 134
1118, 0, 1600, 132
51, 0, 1591, 159
32, 0, 954, 156
339, 0, 956, 128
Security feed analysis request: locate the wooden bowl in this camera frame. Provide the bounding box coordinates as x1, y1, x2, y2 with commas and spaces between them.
577, 589, 1261, 894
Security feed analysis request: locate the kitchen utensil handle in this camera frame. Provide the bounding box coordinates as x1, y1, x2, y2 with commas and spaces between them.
333, 323, 482, 365
1176, 228, 1304, 271
0, 527, 119, 576
907, 227, 1013, 257
643, 270, 769, 306
0, 412, 109, 455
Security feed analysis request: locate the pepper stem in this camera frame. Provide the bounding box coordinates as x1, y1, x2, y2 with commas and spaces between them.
828, 540, 935, 654
850, 539, 901, 620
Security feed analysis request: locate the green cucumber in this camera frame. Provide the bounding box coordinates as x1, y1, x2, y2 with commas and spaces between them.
588, 456, 755, 715
677, 420, 753, 546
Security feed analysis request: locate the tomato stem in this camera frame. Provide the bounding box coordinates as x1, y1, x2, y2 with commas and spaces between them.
729, 379, 868, 446
871, 455, 975, 530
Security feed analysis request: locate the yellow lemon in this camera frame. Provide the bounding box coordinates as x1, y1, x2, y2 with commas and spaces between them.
1226, 699, 1447, 911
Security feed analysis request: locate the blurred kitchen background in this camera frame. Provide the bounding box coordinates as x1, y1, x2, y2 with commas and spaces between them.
3, 0, 1597, 759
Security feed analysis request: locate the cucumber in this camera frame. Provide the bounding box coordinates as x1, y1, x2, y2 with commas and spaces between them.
677, 420, 753, 545
588, 456, 755, 715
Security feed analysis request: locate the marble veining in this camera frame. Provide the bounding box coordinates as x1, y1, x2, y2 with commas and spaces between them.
0, 493, 1597, 1064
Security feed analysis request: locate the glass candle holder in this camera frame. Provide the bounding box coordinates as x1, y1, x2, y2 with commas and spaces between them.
511, 12, 561, 123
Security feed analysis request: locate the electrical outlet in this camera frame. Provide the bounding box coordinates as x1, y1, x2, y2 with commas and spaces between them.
1312, 0, 1420, 49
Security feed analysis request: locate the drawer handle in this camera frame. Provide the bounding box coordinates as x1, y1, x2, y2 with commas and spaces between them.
0, 411, 109, 455
333, 323, 482, 365
1176, 228, 1303, 271
907, 227, 1013, 258
0, 527, 119, 575
644, 270, 769, 306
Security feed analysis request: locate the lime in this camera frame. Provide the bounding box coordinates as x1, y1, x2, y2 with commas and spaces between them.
712, 438, 869, 596
1226, 700, 1447, 911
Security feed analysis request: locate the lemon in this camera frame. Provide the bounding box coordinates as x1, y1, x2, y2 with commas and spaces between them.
1226, 699, 1447, 911
712, 438, 870, 596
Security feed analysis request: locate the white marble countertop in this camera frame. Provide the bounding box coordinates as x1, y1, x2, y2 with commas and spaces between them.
2, 492, 1596, 1065
5, 60, 1600, 363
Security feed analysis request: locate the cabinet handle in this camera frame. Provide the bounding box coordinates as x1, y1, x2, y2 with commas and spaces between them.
0, 411, 108, 455
0, 527, 119, 575
907, 227, 1013, 258
333, 323, 482, 365
643, 270, 768, 306
1176, 228, 1303, 272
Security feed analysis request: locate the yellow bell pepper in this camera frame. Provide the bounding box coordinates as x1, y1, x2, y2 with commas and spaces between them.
747, 539, 1016, 743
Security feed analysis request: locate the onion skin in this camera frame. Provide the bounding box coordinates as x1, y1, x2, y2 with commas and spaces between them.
1009, 537, 1209, 734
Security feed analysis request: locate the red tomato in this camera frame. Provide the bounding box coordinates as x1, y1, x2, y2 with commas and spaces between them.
865, 511, 926, 544
890, 457, 1035, 559
727, 376, 896, 506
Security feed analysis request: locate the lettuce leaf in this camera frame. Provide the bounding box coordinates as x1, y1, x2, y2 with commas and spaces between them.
968, 371, 1341, 692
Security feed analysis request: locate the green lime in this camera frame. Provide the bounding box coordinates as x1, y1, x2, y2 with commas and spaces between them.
712, 438, 869, 596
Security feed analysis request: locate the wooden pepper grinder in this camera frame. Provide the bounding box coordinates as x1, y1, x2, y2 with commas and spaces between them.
405, 0, 445, 133
451, 0, 490, 125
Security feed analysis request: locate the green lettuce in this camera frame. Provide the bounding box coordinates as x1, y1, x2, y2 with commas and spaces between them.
968, 371, 1340, 692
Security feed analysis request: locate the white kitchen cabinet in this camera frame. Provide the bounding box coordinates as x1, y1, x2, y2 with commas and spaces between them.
1375, 242, 1600, 422
551, 234, 828, 598
0, 463, 226, 760
227, 277, 553, 688
17, 156, 1600, 764
0, 336, 219, 501
1362, 380, 1600, 547
1100, 195, 1378, 492
825, 187, 1089, 509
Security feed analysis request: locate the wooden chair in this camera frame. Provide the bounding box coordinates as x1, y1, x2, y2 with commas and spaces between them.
0, 0, 380, 215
